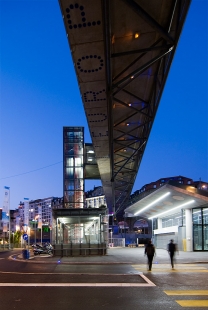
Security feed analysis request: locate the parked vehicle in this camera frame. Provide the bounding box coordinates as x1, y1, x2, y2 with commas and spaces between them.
32, 242, 53, 256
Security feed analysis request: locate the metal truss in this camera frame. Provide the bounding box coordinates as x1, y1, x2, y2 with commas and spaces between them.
102, 0, 191, 217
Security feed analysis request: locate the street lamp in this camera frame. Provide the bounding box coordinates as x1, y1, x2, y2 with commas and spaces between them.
7, 211, 11, 250
32, 215, 39, 244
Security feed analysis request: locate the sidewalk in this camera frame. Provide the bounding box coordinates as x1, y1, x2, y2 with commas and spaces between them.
8, 247, 208, 265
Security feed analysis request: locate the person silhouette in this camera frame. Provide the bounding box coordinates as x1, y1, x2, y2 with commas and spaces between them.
167, 239, 177, 268
144, 240, 155, 271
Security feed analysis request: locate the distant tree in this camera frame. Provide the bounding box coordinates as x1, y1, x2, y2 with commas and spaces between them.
13, 231, 22, 245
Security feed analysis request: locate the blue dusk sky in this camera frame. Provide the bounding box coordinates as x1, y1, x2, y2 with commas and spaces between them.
0, 0, 207, 210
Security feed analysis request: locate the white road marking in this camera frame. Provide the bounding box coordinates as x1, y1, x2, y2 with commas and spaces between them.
0, 271, 156, 287
140, 274, 156, 286
0, 271, 142, 275
0, 281, 155, 287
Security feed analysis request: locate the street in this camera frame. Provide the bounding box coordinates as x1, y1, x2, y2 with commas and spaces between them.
0, 248, 208, 309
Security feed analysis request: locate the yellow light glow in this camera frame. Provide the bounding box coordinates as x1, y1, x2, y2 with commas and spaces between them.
134, 32, 140, 39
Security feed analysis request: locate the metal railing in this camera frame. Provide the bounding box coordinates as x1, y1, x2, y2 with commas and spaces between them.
53, 243, 107, 256
108, 238, 125, 247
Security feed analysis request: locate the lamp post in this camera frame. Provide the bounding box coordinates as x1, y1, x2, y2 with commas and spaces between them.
33, 215, 39, 244
11, 231, 14, 248
7, 210, 11, 250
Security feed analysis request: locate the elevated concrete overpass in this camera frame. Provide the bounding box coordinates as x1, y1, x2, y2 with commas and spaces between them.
58, 0, 191, 216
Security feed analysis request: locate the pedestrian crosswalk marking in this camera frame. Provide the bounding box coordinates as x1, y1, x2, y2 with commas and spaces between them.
132, 264, 208, 272
164, 290, 208, 295
164, 291, 208, 307
176, 300, 208, 307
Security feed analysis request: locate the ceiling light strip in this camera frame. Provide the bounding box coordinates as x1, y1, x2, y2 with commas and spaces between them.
148, 200, 195, 219
134, 192, 170, 216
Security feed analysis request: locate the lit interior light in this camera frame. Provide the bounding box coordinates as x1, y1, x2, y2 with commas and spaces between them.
123, 149, 127, 152
131, 75, 134, 79
88, 158, 93, 162
148, 200, 195, 219
134, 192, 170, 216
134, 32, 140, 39
128, 103, 132, 106
87, 150, 94, 153
126, 123, 130, 126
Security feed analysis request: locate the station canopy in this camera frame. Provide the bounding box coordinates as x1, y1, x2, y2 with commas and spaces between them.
124, 182, 208, 219
58, 0, 191, 215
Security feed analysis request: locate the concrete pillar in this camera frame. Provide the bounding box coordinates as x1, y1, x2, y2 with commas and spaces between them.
185, 209, 193, 251
158, 218, 162, 229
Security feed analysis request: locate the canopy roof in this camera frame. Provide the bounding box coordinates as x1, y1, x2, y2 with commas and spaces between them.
124, 182, 208, 219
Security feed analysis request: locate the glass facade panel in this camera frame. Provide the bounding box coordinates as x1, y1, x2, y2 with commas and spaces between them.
66, 158, 74, 166
204, 226, 208, 250
75, 156, 83, 166
65, 167, 74, 178
65, 180, 75, 191
203, 208, 208, 224
75, 167, 83, 178
162, 212, 182, 228
193, 207, 208, 251
63, 127, 84, 209
193, 208, 202, 224
193, 225, 202, 250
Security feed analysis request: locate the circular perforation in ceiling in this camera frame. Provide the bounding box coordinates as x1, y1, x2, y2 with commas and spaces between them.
83, 90, 106, 102
77, 55, 104, 73
88, 113, 107, 122
66, 4, 101, 30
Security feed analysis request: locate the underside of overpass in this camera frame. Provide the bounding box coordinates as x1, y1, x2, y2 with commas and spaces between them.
58, 0, 191, 216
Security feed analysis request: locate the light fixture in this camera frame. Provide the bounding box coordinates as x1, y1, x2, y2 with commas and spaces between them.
87, 150, 94, 153
134, 32, 140, 39
131, 75, 134, 79
148, 200, 195, 219
128, 103, 132, 107
134, 192, 170, 216
126, 123, 130, 126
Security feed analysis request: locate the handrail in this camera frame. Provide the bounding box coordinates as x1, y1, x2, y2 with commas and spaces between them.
53, 245, 107, 256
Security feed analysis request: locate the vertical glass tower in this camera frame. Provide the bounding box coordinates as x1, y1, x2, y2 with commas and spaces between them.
63, 127, 84, 209
52, 126, 108, 255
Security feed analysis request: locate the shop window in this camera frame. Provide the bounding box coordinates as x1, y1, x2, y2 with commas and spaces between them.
193, 208, 202, 224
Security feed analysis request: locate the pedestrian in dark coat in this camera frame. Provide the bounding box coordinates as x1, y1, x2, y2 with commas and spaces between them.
167, 239, 177, 268
144, 240, 155, 271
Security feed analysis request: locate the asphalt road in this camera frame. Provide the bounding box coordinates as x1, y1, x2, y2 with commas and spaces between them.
0, 249, 208, 310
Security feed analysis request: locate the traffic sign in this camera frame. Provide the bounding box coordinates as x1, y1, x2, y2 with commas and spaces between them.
23, 234, 28, 241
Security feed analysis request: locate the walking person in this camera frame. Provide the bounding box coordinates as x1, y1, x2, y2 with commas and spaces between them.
167, 239, 177, 269
144, 240, 155, 271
